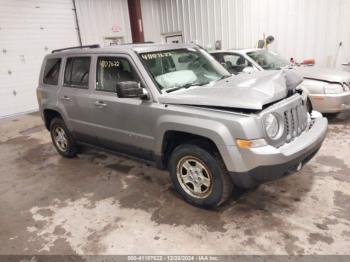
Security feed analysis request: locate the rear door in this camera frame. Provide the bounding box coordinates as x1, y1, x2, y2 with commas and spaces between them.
57, 55, 96, 143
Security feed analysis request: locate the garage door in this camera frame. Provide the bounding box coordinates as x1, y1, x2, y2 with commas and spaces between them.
0, 0, 79, 118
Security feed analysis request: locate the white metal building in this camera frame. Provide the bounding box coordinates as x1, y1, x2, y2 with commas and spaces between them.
0, 0, 79, 117
1, 0, 350, 118
141, 0, 350, 69
75, 0, 132, 45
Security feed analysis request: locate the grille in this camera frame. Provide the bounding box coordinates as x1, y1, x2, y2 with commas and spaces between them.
283, 102, 308, 143
262, 94, 310, 148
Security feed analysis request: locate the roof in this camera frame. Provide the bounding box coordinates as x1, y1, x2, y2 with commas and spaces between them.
129, 43, 195, 53
210, 48, 261, 54
47, 43, 197, 57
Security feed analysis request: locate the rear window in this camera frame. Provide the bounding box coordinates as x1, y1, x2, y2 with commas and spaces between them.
43, 58, 61, 85
64, 57, 91, 88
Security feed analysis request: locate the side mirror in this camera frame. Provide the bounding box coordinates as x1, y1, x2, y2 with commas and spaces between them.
116, 81, 147, 99
242, 66, 255, 74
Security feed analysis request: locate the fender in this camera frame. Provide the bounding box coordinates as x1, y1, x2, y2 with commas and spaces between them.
155, 115, 235, 154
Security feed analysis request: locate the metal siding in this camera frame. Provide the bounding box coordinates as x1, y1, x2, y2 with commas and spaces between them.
0, 0, 79, 117
142, 0, 350, 68
74, 0, 132, 45
141, 0, 162, 42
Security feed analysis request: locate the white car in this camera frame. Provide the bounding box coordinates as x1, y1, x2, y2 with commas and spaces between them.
211, 49, 350, 113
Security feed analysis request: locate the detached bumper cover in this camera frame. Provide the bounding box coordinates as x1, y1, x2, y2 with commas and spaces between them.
309, 92, 350, 113
229, 117, 328, 188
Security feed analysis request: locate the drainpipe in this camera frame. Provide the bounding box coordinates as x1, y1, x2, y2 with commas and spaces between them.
72, 0, 82, 46
127, 0, 145, 43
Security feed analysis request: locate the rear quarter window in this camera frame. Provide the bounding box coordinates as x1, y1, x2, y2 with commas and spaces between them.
43, 58, 61, 85
64, 57, 91, 88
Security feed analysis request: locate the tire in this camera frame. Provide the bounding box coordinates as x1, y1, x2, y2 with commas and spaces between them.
324, 113, 339, 122
49, 117, 77, 158
306, 98, 313, 113
168, 143, 233, 208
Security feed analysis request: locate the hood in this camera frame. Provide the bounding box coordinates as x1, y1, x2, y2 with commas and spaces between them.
158, 71, 294, 110
295, 66, 350, 83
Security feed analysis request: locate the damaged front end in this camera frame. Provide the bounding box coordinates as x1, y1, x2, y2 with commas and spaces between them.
251, 71, 313, 148
158, 70, 306, 112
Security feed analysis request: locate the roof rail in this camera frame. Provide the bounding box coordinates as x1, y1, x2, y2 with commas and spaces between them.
51, 44, 100, 53
134, 41, 155, 44
115, 41, 155, 46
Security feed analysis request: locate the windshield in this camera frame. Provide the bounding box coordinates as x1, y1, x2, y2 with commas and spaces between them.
140, 48, 230, 91
247, 50, 289, 70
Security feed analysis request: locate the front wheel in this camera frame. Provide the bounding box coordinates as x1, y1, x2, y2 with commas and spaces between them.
168, 143, 233, 208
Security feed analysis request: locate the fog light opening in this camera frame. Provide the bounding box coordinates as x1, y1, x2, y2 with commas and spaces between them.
296, 162, 303, 172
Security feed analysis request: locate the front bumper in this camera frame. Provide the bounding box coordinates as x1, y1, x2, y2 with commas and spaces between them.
227, 117, 328, 188
309, 92, 350, 113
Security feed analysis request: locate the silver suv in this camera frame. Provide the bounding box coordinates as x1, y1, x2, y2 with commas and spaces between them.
37, 43, 328, 208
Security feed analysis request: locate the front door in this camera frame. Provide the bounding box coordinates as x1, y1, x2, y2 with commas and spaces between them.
89, 54, 155, 160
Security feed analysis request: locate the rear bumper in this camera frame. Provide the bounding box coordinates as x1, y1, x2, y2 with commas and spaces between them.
227, 117, 328, 188
309, 92, 350, 113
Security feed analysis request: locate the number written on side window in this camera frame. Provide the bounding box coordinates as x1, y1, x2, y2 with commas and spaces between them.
96, 57, 139, 92
43, 58, 61, 85
64, 57, 91, 88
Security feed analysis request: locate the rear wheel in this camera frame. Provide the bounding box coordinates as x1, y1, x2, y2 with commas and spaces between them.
50, 117, 77, 158
168, 143, 233, 208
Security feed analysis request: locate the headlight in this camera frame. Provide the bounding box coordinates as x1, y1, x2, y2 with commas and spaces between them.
324, 84, 343, 94
264, 113, 279, 139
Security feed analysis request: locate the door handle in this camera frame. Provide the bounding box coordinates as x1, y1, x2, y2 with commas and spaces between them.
94, 101, 107, 108
60, 95, 71, 101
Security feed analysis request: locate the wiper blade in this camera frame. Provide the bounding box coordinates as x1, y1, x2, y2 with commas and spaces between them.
166, 86, 186, 93
219, 75, 231, 80
166, 82, 209, 93
214, 75, 231, 82
183, 81, 209, 88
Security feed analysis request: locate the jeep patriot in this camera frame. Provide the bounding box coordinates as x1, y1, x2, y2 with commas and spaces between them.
37, 43, 328, 208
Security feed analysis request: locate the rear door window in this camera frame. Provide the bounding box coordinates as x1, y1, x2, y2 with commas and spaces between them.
64, 57, 91, 88
211, 53, 224, 64
43, 58, 61, 85
222, 53, 251, 74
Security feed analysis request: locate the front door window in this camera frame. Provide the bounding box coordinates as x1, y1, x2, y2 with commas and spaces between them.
96, 56, 140, 93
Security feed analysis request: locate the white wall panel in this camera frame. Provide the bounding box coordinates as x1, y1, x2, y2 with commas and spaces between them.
141, 0, 162, 42
75, 0, 132, 45
0, 0, 79, 117
143, 0, 350, 68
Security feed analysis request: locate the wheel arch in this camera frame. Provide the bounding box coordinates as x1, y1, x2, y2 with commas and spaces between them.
155, 116, 234, 170
43, 108, 64, 130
